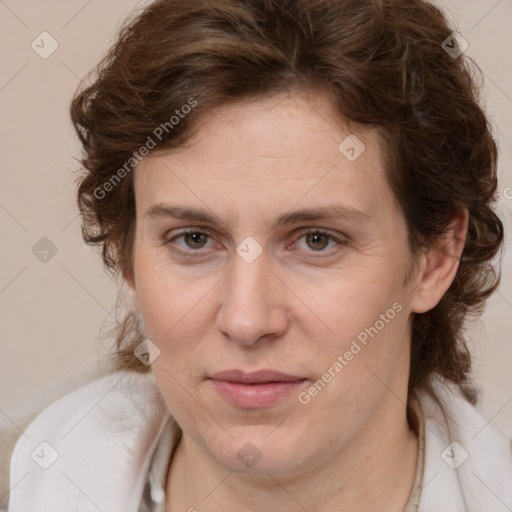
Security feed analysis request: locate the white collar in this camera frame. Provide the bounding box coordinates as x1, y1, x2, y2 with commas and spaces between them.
7, 371, 512, 511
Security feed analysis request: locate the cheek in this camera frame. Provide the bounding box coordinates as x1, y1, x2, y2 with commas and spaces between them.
134, 246, 205, 324
291, 266, 404, 341
293, 270, 409, 398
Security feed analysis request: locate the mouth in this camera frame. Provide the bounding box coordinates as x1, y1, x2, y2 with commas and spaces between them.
207, 369, 307, 409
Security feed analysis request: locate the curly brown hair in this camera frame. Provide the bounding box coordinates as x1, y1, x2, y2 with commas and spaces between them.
70, 0, 503, 406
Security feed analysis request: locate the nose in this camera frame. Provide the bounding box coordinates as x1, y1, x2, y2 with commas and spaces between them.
216, 248, 289, 347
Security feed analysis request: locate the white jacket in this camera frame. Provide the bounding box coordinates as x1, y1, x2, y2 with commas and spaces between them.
6, 370, 512, 511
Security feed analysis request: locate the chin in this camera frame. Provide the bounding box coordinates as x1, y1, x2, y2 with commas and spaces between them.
204, 426, 316, 476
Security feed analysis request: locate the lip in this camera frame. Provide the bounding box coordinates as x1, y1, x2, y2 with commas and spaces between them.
208, 369, 307, 409
210, 369, 303, 384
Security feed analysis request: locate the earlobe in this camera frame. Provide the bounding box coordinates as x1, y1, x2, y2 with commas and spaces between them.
410, 209, 469, 314
123, 271, 140, 312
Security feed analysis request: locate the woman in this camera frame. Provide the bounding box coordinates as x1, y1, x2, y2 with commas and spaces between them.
7, 0, 512, 510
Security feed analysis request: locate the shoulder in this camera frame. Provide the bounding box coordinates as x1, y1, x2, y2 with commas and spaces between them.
12, 369, 166, 455
417, 380, 512, 512
1, 419, 33, 511
21, 369, 164, 432
7, 370, 171, 512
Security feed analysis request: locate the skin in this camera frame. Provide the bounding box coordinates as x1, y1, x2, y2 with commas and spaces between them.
126, 88, 467, 511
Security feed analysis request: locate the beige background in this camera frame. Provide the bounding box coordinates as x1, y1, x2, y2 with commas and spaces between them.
1, 0, 511, 487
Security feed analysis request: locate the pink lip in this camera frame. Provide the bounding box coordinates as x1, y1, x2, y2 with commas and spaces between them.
208, 369, 306, 409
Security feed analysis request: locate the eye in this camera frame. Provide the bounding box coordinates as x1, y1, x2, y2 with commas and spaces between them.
178, 231, 210, 249
164, 227, 347, 259
293, 228, 346, 255
164, 229, 217, 257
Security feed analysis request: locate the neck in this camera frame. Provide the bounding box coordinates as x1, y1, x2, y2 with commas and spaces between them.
166, 393, 419, 512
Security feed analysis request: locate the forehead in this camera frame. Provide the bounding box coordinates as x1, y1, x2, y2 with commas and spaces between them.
133, 89, 396, 225
150, 89, 381, 170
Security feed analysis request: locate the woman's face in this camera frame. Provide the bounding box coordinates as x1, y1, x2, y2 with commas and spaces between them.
128, 89, 422, 477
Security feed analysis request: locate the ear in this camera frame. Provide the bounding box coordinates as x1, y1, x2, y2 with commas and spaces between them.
409, 209, 468, 314
123, 270, 140, 312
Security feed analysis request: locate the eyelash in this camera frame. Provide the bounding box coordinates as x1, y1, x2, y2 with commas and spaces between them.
163, 228, 347, 259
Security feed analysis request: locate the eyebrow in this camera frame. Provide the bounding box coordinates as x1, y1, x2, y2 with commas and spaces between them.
143, 202, 370, 229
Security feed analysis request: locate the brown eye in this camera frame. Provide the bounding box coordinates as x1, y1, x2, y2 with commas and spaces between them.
292, 228, 347, 257
182, 232, 209, 249
164, 229, 215, 257
305, 232, 330, 251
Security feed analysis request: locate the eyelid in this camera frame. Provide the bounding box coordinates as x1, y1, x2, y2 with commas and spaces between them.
163, 226, 348, 257
164, 227, 219, 256
289, 227, 348, 254
292, 226, 348, 242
